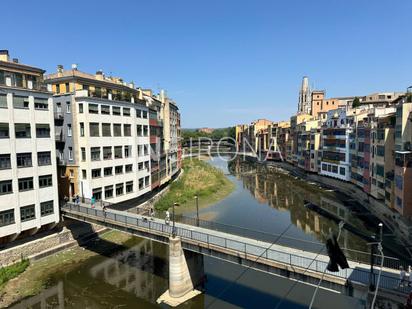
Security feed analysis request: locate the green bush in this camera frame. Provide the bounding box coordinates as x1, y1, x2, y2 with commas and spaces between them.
0, 258, 30, 288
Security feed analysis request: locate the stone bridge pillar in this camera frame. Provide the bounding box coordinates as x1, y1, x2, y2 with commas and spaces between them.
157, 236, 203, 307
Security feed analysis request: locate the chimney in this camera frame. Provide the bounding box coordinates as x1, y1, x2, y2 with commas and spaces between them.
12, 58, 18, 63
57, 65, 64, 73
0, 50, 9, 62
95, 70, 104, 80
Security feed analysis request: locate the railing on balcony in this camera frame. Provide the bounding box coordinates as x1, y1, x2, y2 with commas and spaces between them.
54, 110, 63, 120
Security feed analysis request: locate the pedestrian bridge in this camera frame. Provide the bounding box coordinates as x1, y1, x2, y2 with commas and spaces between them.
61, 203, 408, 306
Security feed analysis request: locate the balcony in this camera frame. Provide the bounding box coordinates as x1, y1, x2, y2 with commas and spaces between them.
54, 110, 63, 120
55, 131, 65, 143
395, 151, 412, 168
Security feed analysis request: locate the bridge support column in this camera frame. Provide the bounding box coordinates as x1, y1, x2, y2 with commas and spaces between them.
157, 236, 203, 307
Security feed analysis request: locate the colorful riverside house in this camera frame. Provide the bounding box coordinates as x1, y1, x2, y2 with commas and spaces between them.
296, 119, 319, 171
0, 50, 59, 243
45, 65, 152, 204
319, 108, 352, 181
394, 90, 412, 217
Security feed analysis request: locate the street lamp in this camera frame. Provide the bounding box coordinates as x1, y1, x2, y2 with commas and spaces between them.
172, 202, 179, 238
195, 195, 199, 227
369, 223, 383, 291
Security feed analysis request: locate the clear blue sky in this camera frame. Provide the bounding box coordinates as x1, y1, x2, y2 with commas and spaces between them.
3, 0, 411, 128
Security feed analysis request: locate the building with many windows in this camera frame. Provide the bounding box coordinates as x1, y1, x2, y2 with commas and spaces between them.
45, 66, 152, 204
0, 51, 59, 243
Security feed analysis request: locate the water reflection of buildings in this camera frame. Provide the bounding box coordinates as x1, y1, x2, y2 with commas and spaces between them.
9, 281, 64, 309
89, 239, 166, 303
230, 160, 365, 252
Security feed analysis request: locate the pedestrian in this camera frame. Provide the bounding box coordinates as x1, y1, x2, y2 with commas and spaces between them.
399, 266, 406, 288
150, 207, 155, 221
76, 195, 80, 205
91, 196, 95, 208
165, 210, 170, 225
408, 266, 412, 287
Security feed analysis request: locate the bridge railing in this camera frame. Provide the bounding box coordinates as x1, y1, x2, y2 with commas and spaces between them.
173, 214, 405, 271
61, 203, 409, 293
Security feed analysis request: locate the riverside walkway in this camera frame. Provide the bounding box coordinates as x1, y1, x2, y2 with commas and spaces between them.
61, 203, 408, 297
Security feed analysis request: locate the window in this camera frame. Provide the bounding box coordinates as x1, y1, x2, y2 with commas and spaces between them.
114, 146, 122, 158
139, 178, 144, 190
20, 205, 35, 222
142, 110, 148, 119
103, 146, 112, 160
68, 147, 73, 160
125, 164, 133, 173
376, 164, 384, 177
138, 162, 143, 170
82, 169, 87, 179
143, 125, 148, 136
124, 124, 131, 136
0, 94, 7, 108
144, 145, 149, 156
36, 124, 50, 138
105, 185, 113, 199
0, 180, 12, 195
38, 151, 51, 166
89, 123, 99, 136
34, 98, 48, 110
101, 105, 110, 115
102, 123, 111, 136
104, 167, 113, 176
18, 177, 34, 191
126, 181, 133, 193
91, 147, 101, 161
80, 123, 84, 136
79, 103, 84, 113
67, 124, 72, 137
15, 123, 31, 138
144, 161, 149, 170
66, 102, 71, 113
56, 84, 60, 93
138, 145, 143, 156
40, 201, 54, 216
137, 125, 142, 136
113, 124, 122, 136
39, 174, 53, 188
89, 104, 99, 114
0, 123, 9, 138
93, 188, 102, 201
81, 147, 86, 161
17, 153, 32, 167
123, 108, 130, 116
69, 169, 74, 178
376, 146, 385, 157
13, 96, 29, 109
124, 145, 131, 158
339, 167, 345, 176
145, 176, 149, 187
113, 106, 121, 115
136, 109, 142, 118
115, 165, 123, 174
0, 209, 14, 227
116, 183, 124, 196
92, 168, 101, 178
0, 154, 11, 169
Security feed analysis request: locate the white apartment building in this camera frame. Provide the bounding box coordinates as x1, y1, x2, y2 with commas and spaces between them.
45, 67, 151, 204
0, 51, 59, 242
319, 108, 352, 181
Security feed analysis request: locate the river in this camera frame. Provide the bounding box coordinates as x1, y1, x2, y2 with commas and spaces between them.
10, 156, 402, 309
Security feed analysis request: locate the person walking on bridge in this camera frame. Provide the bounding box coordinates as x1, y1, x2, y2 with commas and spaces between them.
165, 210, 170, 225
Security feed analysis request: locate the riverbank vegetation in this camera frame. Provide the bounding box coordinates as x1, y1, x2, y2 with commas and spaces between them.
154, 158, 235, 212
0, 258, 30, 289
0, 230, 135, 308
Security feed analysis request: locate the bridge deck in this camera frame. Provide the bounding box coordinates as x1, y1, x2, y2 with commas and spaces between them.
61, 203, 408, 295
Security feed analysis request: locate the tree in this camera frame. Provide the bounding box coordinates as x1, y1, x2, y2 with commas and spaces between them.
352, 97, 361, 108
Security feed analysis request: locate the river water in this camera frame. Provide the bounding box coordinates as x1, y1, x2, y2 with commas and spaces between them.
11, 157, 401, 309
